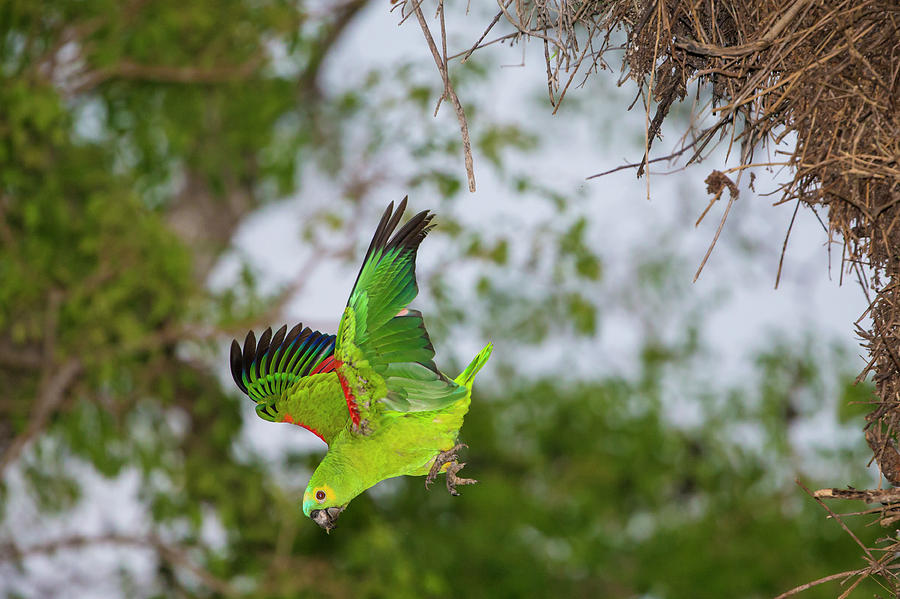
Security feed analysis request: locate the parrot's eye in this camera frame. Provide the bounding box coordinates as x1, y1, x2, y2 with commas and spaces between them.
315, 490, 327, 503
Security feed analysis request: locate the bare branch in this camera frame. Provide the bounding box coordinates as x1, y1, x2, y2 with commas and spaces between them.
0, 358, 81, 474
586, 138, 704, 179
675, 0, 810, 57
797, 479, 875, 562
814, 487, 900, 504
773, 567, 868, 599
70, 55, 265, 94
0, 342, 42, 369
409, 1, 477, 192
0, 533, 236, 597
693, 171, 739, 282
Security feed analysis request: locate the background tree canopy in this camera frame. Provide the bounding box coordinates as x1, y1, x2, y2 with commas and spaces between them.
0, 1, 882, 597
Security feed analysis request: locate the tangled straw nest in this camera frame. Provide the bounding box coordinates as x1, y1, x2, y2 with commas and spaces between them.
405, 0, 900, 592
490, 0, 900, 468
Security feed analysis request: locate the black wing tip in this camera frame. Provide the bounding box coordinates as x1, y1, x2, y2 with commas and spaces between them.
384, 206, 434, 255
242, 330, 257, 380
351, 199, 435, 296
270, 325, 288, 355
375, 198, 435, 252
257, 327, 273, 355
230, 339, 248, 394
231, 322, 339, 402
233, 324, 293, 393
284, 322, 304, 347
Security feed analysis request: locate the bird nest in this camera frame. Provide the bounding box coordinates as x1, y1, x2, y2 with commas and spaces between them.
402, 0, 900, 593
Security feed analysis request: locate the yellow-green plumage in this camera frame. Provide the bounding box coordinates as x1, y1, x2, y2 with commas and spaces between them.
306, 351, 488, 509
228, 198, 491, 531
279, 373, 346, 442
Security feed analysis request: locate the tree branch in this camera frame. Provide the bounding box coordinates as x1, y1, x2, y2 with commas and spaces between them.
814, 487, 900, 504
70, 55, 265, 94
773, 567, 868, 599
410, 1, 477, 192
0, 358, 81, 474
299, 0, 369, 96
0, 533, 236, 597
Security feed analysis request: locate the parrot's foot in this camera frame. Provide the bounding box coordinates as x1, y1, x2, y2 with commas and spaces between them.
425, 443, 466, 489
444, 461, 477, 496
425, 444, 477, 496
351, 419, 372, 436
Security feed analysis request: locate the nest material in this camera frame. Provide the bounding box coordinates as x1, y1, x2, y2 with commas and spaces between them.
452, 0, 900, 592
504, 0, 900, 469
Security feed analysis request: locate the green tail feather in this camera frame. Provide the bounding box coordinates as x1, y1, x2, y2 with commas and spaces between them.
455, 343, 493, 389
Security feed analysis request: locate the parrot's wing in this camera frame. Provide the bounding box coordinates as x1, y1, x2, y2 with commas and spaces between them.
335, 199, 466, 429
230, 323, 350, 444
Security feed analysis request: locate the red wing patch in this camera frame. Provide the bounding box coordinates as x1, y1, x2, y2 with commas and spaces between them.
310, 355, 338, 375
333, 360, 361, 427
282, 414, 327, 444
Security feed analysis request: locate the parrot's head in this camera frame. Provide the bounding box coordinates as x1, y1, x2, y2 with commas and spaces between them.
302, 469, 358, 533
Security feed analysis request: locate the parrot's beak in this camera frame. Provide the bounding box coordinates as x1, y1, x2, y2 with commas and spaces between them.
309, 506, 344, 533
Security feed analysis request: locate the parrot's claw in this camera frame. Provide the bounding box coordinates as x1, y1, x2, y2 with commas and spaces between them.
425, 444, 476, 495
425, 443, 466, 488
445, 462, 477, 496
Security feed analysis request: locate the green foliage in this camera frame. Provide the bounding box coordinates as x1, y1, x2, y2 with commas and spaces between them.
838, 371, 875, 424
478, 124, 538, 170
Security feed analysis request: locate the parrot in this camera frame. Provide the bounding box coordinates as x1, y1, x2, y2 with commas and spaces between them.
229, 198, 492, 532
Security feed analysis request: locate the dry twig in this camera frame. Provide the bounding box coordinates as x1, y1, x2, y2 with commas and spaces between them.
407, 0, 477, 192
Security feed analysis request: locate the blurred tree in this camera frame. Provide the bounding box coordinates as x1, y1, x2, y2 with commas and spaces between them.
0, 0, 372, 593
0, 1, 878, 598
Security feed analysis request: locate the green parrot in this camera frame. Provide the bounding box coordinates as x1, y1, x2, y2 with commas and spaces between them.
229, 198, 492, 531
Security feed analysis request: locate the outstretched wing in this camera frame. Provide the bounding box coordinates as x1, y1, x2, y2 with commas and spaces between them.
335, 198, 466, 432
230, 323, 350, 445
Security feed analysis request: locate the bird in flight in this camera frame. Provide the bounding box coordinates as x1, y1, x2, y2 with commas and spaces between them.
230, 198, 492, 531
